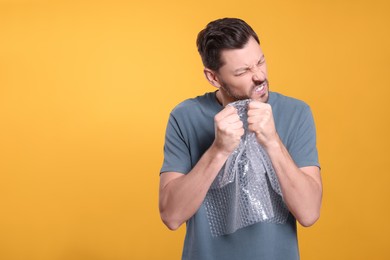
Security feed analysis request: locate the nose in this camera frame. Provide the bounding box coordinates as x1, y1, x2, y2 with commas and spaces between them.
251, 66, 265, 82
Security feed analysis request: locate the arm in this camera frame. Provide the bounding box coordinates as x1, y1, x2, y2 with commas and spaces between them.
263, 140, 322, 226
247, 101, 322, 227
159, 148, 228, 230
159, 106, 244, 230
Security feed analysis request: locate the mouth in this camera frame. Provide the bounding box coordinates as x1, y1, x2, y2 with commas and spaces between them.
254, 80, 268, 95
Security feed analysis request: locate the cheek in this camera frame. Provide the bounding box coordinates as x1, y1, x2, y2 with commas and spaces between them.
231, 76, 253, 88
224, 74, 255, 91
262, 65, 268, 76
232, 78, 253, 90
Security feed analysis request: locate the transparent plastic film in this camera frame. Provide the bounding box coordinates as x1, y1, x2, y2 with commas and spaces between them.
204, 99, 289, 237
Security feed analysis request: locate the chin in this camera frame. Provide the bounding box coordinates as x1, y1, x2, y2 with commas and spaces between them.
262, 91, 270, 103
251, 90, 269, 103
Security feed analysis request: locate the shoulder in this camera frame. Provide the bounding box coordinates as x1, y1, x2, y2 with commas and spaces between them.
170, 92, 221, 118
270, 92, 315, 136
270, 92, 310, 110
269, 92, 312, 120
172, 97, 199, 115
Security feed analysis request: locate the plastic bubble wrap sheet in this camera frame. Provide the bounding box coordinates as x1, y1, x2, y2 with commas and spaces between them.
204, 99, 289, 237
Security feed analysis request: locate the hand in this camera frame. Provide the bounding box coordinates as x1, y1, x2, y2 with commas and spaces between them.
213, 106, 244, 155
247, 100, 278, 147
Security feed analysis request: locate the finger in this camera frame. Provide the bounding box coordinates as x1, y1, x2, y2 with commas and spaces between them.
222, 105, 237, 115
228, 120, 244, 130
223, 113, 242, 124
215, 106, 237, 121
248, 100, 262, 109
248, 103, 272, 117
217, 117, 243, 133
247, 108, 261, 117
247, 115, 260, 124
223, 124, 244, 139
248, 100, 270, 110
247, 124, 259, 134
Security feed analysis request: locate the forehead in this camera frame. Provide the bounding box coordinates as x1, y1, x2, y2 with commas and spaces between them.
219, 37, 264, 71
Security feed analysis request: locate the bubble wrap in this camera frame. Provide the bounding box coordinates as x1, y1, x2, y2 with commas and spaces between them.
204, 99, 289, 237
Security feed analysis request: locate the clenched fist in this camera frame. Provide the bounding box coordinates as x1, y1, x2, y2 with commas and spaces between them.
213, 106, 244, 155
247, 100, 278, 147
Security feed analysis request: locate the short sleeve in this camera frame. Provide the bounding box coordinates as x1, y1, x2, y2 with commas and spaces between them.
160, 113, 192, 175
289, 106, 320, 169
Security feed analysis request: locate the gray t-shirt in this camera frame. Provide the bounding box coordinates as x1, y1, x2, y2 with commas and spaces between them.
161, 91, 319, 260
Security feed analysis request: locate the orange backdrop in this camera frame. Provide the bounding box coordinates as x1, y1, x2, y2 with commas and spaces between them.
1, 0, 389, 259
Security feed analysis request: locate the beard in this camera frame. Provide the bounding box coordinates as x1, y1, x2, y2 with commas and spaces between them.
220, 78, 269, 101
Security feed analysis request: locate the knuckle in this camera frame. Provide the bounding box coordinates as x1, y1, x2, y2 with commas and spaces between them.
225, 106, 235, 114
220, 124, 228, 133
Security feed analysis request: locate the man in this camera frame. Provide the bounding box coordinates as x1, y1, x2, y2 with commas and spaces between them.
159, 18, 322, 260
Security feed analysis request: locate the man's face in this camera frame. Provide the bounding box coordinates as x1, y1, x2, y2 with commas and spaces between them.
215, 37, 269, 104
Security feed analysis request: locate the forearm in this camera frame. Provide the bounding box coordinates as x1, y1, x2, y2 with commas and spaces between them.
159, 145, 229, 230
264, 136, 322, 227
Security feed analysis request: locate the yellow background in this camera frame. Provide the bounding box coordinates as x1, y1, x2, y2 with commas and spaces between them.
1, 0, 389, 259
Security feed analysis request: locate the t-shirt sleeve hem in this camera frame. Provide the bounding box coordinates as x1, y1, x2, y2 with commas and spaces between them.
160, 167, 188, 175
296, 161, 321, 169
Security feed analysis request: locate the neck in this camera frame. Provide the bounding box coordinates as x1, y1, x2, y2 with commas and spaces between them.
215, 90, 223, 106
215, 89, 235, 107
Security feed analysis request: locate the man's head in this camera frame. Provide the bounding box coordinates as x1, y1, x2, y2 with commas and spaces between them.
197, 18, 269, 105
197, 18, 260, 72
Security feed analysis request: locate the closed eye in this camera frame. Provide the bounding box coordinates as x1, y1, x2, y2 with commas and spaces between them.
235, 69, 248, 76
257, 58, 265, 66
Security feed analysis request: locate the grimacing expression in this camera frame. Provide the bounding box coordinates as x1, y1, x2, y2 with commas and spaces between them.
214, 37, 269, 104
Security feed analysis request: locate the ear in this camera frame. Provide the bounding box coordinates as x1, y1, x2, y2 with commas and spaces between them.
203, 68, 222, 88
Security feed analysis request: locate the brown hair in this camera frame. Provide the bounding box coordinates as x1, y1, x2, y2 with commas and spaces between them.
196, 18, 260, 71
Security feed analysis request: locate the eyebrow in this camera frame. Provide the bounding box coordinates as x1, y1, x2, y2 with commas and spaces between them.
233, 55, 265, 74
